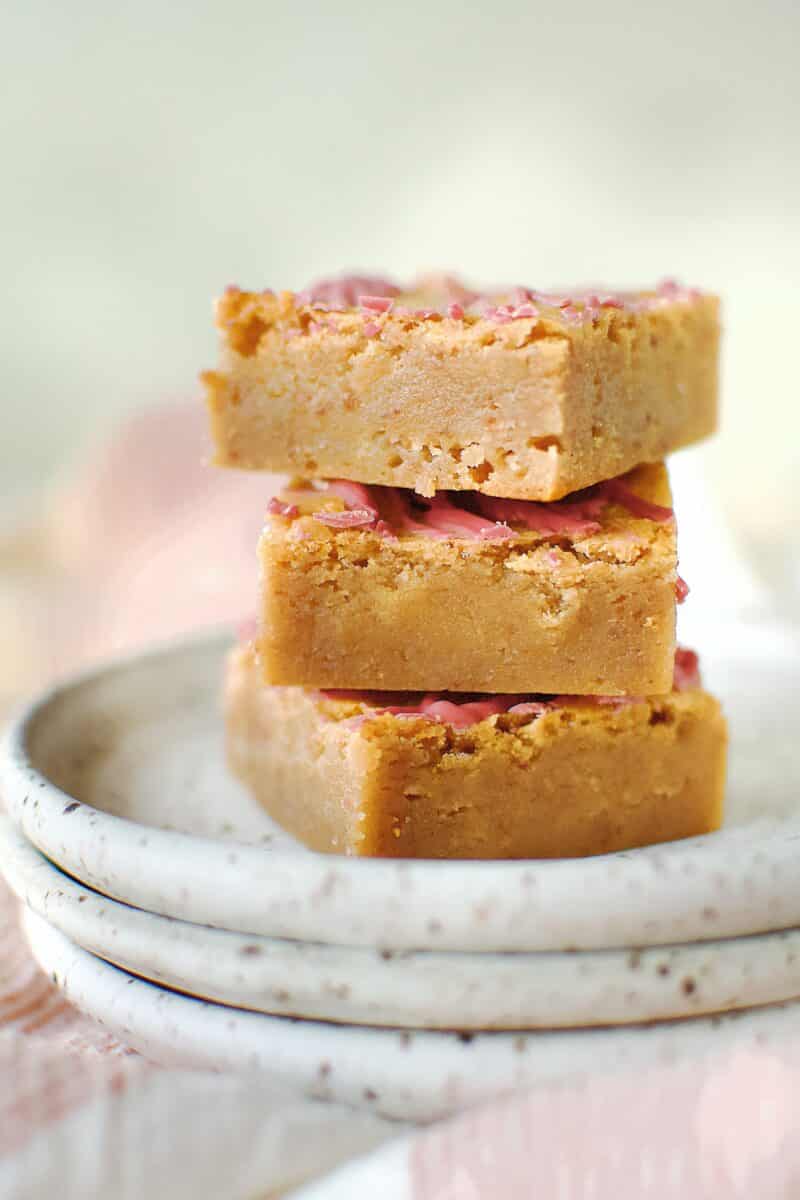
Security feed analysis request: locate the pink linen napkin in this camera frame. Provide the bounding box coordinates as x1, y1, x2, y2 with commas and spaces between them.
296, 1045, 800, 1198
9, 401, 277, 689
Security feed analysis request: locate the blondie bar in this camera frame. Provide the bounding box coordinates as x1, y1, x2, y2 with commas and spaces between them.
204, 275, 719, 500
226, 646, 727, 860
258, 463, 682, 695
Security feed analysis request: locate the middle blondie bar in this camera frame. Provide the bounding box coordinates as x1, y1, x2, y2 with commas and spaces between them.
258, 462, 682, 696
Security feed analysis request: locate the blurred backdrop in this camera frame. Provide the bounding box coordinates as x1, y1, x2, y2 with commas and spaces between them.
1, 0, 798, 699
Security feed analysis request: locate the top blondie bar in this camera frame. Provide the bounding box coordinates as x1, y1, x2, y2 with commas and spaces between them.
203, 273, 719, 500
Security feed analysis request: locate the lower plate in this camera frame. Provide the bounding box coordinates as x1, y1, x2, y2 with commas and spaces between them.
23, 910, 800, 1123
5, 632, 800, 952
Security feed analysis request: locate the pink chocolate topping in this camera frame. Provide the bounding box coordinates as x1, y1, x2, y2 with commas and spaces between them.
675, 576, 690, 604
320, 690, 553, 730
480, 303, 537, 324
267, 497, 299, 519
312, 480, 380, 529
296, 275, 402, 309
599, 479, 674, 524
324, 480, 379, 511
411, 494, 513, 541
310, 508, 379, 529
359, 295, 394, 313
288, 476, 674, 541
311, 482, 513, 541
673, 647, 701, 691
290, 275, 704, 326
470, 491, 606, 537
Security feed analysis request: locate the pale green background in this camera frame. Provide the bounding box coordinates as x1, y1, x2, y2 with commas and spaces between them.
3, 0, 799, 548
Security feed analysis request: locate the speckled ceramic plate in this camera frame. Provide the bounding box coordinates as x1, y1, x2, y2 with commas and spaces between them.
5, 819, 800, 1029
4, 630, 800, 953
23, 909, 800, 1123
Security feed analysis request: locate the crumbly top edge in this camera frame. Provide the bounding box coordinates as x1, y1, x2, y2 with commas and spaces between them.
217, 273, 713, 343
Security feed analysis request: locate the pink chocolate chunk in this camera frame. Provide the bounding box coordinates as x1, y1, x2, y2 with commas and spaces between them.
288, 274, 704, 324
313, 481, 380, 528
598, 479, 675, 523
411, 494, 513, 541
267, 497, 299, 519
311, 508, 379, 529
359, 295, 394, 313
287, 475, 674, 541
296, 275, 402, 309
320, 690, 549, 730
470, 492, 605, 537
673, 647, 701, 691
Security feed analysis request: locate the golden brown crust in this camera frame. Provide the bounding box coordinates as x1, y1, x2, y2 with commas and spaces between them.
257, 464, 678, 695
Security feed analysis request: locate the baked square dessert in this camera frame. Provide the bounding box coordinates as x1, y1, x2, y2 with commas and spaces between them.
203, 274, 719, 500
258, 463, 684, 696
226, 646, 727, 860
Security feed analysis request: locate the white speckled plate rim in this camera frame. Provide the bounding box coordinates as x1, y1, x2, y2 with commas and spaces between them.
6, 819, 800, 1028
4, 632, 800, 952
22, 908, 800, 1124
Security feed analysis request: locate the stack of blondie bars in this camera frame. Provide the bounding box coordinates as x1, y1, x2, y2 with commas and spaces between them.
203, 274, 727, 860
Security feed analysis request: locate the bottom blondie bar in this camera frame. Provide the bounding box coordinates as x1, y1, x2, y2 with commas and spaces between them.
225, 646, 726, 860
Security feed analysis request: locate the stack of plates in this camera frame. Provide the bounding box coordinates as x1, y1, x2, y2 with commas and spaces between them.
3, 633, 800, 1121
